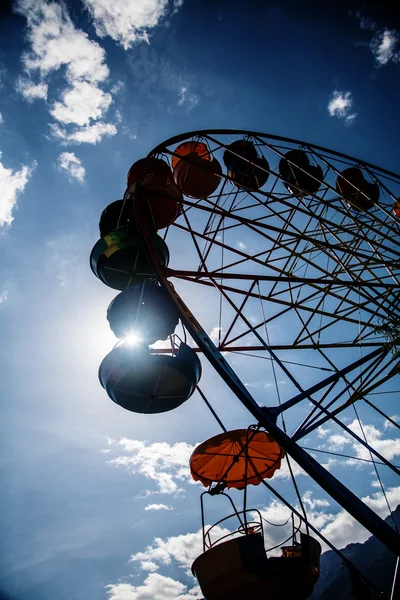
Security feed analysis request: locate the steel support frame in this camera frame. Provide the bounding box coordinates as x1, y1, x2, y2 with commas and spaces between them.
135, 199, 400, 557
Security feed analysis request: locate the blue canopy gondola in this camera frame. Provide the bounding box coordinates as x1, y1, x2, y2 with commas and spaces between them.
279, 149, 323, 197
336, 167, 379, 211
98, 341, 201, 414
223, 140, 270, 191
107, 283, 179, 343
99, 199, 133, 238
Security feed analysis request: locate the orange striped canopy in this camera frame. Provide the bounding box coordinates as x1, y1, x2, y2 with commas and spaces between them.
171, 141, 211, 169
190, 429, 284, 490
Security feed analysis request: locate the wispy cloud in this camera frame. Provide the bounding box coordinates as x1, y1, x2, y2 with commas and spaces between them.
83, 0, 181, 50
384, 415, 400, 430
354, 11, 376, 32
51, 121, 117, 145
57, 152, 85, 183
327, 90, 357, 124
177, 85, 198, 110
144, 503, 173, 511
0, 290, 8, 304
370, 28, 400, 66
0, 152, 35, 227
16, 78, 48, 102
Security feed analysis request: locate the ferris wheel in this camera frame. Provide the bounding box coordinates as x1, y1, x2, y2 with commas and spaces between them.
90, 130, 400, 599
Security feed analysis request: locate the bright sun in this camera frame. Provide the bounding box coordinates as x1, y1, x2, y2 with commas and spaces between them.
125, 332, 143, 346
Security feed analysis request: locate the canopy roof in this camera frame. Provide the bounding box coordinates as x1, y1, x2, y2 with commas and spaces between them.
190, 429, 284, 490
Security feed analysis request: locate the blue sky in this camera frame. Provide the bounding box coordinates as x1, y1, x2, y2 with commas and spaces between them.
0, 1, 400, 599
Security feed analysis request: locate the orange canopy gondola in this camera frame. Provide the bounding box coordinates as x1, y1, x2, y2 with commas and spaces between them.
171, 141, 211, 169
190, 429, 284, 489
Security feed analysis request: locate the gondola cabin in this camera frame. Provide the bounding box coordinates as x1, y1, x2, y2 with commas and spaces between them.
98, 341, 201, 413
394, 200, 400, 217
279, 149, 323, 197
172, 141, 221, 198
336, 167, 379, 211
99, 199, 133, 237
192, 531, 321, 600
131, 175, 182, 229
90, 225, 169, 290
107, 284, 179, 343
223, 140, 270, 191
173, 154, 222, 198
127, 157, 172, 187
171, 141, 211, 169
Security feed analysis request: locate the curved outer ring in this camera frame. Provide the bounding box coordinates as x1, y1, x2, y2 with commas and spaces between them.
134, 130, 400, 556
148, 128, 400, 181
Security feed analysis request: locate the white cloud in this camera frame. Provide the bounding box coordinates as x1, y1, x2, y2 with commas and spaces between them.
0, 153, 35, 227
0, 112, 3, 125
273, 456, 307, 479
177, 86, 198, 110
50, 81, 112, 126
370, 28, 400, 66
384, 415, 400, 430
51, 121, 117, 145
106, 573, 200, 600
236, 241, 247, 251
15, 0, 109, 81
319, 486, 400, 548
209, 326, 221, 344
0, 290, 8, 304
138, 561, 159, 572
107, 438, 195, 494
315, 419, 400, 467
348, 419, 400, 462
130, 526, 229, 572
317, 426, 330, 438
144, 504, 173, 511
16, 78, 48, 102
57, 152, 85, 183
15, 0, 116, 143
303, 490, 330, 511
83, 0, 177, 50
259, 489, 400, 552
328, 434, 349, 449
327, 90, 357, 124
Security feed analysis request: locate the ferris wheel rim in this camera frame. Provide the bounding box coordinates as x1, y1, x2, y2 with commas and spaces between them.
147, 128, 400, 182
